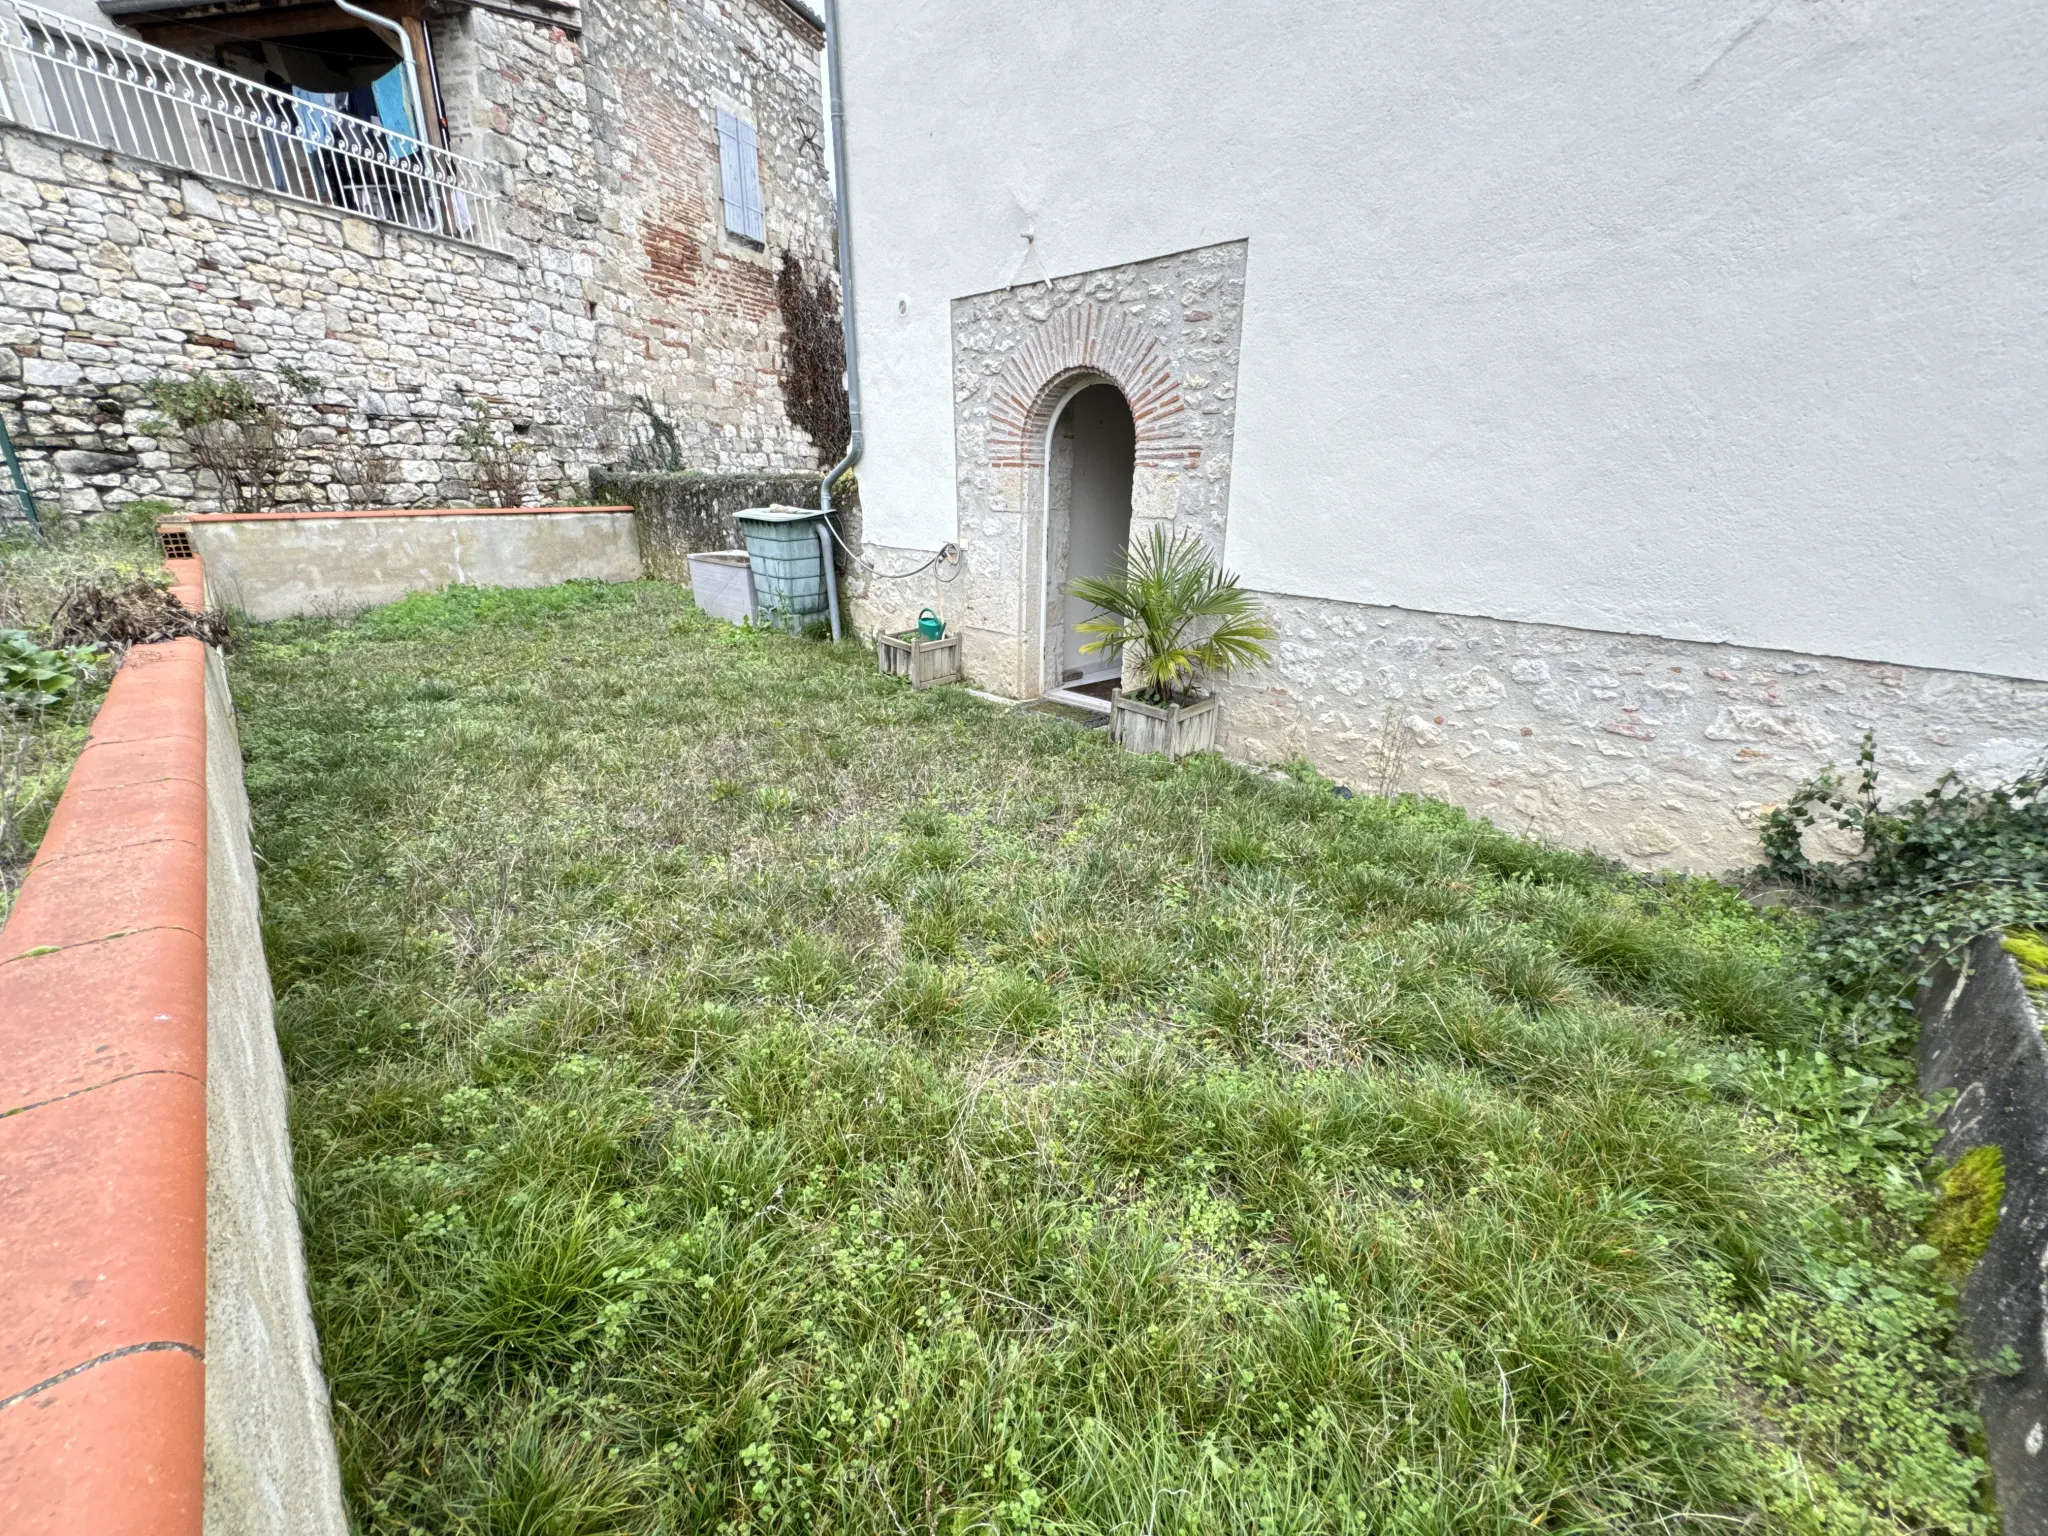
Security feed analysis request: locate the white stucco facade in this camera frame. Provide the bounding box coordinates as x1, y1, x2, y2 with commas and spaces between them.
834, 0, 2047, 868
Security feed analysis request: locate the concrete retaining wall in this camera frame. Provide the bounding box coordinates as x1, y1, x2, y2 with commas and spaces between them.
186, 505, 642, 620
1918, 935, 2048, 1535
589, 469, 823, 580
200, 645, 348, 1536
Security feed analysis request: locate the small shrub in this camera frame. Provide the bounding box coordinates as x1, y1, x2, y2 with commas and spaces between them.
336, 438, 406, 508
147, 366, 318, 516
457, 399, 534, 509
1761, 732, 2048, 1039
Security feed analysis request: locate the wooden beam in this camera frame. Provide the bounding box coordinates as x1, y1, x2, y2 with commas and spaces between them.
127, 0, 421, 50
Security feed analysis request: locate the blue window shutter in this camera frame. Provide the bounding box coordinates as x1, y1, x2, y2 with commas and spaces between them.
716, 108, 746, 237
737, 116, 765, 243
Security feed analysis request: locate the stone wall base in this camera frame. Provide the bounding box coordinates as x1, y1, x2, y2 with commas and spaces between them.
853, 568, 2048, 873
1223, 594, 2048, 873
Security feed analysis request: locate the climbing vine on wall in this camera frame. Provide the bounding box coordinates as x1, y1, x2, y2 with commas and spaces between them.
1761, 732, 2048, 1045
774, 250, 849, 468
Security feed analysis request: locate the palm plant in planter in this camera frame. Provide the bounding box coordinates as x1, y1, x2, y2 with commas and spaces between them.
1068, 526, 1275, 758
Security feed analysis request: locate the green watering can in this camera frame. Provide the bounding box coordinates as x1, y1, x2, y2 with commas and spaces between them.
917, 608, 945, 641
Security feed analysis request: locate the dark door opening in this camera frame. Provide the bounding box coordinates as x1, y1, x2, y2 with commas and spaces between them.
1053, 383, 1135, 686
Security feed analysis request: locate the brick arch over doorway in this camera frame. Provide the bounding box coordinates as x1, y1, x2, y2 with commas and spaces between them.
986, 308, 1203, 472
940, 240, 1249, 699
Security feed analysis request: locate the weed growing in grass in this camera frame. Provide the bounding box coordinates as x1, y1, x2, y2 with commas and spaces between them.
235, 581, 1993, 1534
0, 504, 166, 912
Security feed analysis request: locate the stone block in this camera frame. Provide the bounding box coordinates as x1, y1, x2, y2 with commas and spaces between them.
177, 179, 221, 222
4, 136, 63, 182
22, 356, 84, 387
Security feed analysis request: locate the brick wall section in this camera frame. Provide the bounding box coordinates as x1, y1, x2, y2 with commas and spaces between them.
848, 241, 1247, 697
986, 305, 1203, 471
0, 0, 833, 520
0, 631, 211, 1534
579, 0, 834, 470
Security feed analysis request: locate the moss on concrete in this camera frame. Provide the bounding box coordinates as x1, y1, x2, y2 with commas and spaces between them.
1928, 1144, 2007, 1282
2002, 929, 2048, 996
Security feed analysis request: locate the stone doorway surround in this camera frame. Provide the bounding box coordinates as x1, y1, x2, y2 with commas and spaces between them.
935, 241, 1248, 699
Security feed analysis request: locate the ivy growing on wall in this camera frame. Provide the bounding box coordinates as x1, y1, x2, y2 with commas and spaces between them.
1760, 732, 2048, 1045
773, 250, 849, 469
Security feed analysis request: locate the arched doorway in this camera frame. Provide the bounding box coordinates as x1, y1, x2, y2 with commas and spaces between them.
1042, 381, 1135, 703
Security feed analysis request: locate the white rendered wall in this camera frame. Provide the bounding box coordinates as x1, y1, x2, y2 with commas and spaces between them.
836, 0, 2047, 682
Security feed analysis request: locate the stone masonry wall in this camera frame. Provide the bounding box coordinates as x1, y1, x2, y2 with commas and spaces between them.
1221, 594, 2048, 873
0, 0, 831, 521
580, 0, 835, 471
0, 122, 598, 515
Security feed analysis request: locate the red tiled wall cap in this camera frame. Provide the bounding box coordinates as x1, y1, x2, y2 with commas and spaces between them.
185, 504, 633, 524
0, 632, 211, 1536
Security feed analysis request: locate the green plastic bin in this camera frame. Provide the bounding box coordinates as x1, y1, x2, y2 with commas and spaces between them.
735, 506, 831, 633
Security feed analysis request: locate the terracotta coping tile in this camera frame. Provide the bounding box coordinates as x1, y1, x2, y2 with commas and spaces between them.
187, 503, 633, 524
0, 1347, 205, 1535
30, 754, 207, 858
0, 839, 207, 960
0, 929, 207, 1115
0, 1074, 207, 1403
162, 557, 204, 612
0, 599, 211, 1533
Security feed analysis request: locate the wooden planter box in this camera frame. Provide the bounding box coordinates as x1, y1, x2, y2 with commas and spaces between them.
1108, 688, 1221, 759
877, 627, 963, 689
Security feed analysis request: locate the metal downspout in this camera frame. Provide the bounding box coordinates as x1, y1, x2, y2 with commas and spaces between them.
817, 0, 860, 642
332, 0, 431, 152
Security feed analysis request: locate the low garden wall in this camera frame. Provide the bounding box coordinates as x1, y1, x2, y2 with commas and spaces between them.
0, 555, 346, 1534
182, 505, 641, 621
1918, 935, 2048, 1533
590, 469, 840, 580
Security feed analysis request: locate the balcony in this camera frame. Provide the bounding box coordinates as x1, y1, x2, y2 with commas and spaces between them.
0, 0, 508, 251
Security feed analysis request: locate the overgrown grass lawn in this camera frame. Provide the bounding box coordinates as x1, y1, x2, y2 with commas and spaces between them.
237, 582, 1992, 1534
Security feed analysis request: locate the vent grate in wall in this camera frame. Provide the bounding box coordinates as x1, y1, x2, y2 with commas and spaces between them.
158, 528, 194, 561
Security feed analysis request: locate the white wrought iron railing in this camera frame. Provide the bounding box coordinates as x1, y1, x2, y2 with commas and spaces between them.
0, 0, 509, 251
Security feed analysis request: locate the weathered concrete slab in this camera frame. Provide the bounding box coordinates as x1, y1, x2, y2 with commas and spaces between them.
202, 646, 349, 1536
1919, 935, 2048, 1535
